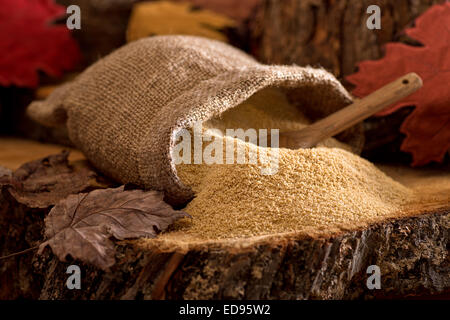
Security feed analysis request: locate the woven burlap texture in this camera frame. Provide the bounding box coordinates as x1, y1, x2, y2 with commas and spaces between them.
28, 35, 355, 205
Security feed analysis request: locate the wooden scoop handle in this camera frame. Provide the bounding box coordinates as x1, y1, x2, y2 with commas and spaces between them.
279, 72, 423, 149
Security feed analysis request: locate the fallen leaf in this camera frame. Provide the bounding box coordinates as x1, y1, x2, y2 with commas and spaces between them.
346, 3, 450, 166
174, 0, 260, 22
39, 186, 190, 270
126, 1, 236, 43
7, 151, 105, 208
0, 0, 80, 88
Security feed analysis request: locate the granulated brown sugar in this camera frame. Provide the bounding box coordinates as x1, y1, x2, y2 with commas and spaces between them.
205, 88, 352, 151
166, 88, 413, 240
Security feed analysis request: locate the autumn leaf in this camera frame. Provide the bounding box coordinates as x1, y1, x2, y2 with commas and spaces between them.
38, 186, 190, 270
174, 0, 261, 22
0, 0, 80, 88
126, 1, 236, 43
346, 3, 450, 166
6, 151, 109, 208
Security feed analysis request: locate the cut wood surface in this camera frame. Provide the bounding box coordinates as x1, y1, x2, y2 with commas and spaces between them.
0, 138, 448, 299
0, 137, 84, 170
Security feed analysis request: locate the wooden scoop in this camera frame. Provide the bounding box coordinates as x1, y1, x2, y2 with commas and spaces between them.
279, 72, 423, 149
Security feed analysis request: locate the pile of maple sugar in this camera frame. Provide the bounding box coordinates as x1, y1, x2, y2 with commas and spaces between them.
160, 88, 414, 241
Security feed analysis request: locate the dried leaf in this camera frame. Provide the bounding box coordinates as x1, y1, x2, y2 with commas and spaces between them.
346, 3, 450, 166
7, 151, 104, 208
0, 0, 80, 88
174, 0, 261, 22
126, 1, 236, 43
39, 186, 190, 270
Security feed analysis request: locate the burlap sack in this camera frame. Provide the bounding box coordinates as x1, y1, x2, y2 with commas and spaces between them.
28, 35, 358, 205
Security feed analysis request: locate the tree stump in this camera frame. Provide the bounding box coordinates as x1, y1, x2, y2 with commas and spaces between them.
34, 210, 449, 299
0, 140, 449, 299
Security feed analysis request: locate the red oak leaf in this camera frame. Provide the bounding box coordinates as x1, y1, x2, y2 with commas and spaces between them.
346, 3, 450, 166
0, 0, 80, 88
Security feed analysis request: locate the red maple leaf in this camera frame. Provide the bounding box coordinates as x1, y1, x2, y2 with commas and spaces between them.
0, 0, 80, 88
346, 3, 450, 166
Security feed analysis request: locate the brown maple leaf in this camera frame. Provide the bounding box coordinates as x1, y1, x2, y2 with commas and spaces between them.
6, 151, 108, 208
38, 186, 190, 270
346, 3, 450, 166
